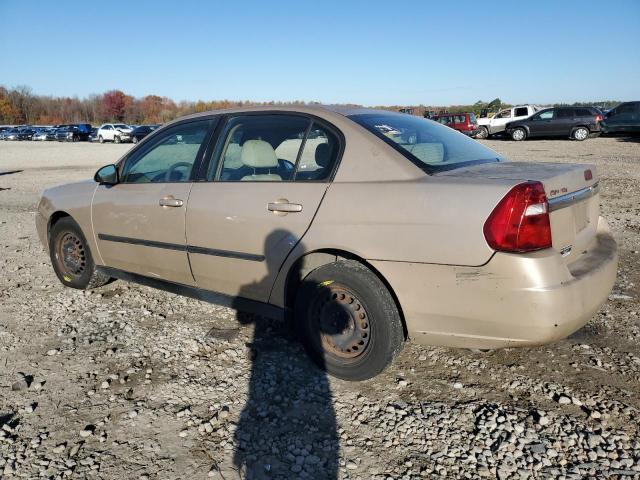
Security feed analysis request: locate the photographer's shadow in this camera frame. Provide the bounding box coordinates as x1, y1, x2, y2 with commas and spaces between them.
231, 231, 338, 479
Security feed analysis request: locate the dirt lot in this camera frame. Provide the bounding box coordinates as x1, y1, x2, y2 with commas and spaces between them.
1, 137, 639, 479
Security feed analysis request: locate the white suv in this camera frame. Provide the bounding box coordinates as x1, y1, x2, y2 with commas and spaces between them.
97, 124, 133, 143
475, 105, 540, 139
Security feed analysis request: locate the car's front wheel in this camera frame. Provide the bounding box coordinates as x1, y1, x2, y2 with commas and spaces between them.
98, 135, 104, 144
294, 260, 404, 381
572, 127, 589, 141
475, 126, 489, 139
49, 217, 112, 290
510, 128, 527, 141
132, 136, 138, 144
114, 135, 121, 144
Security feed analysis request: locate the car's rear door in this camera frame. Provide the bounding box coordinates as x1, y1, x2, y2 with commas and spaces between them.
185, 113, 341, 302
92, 118, 215, 285
553, 108, 575, 136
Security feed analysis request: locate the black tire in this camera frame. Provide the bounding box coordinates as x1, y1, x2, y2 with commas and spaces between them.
510, 127, 527, 141
572, 126, 589, 141
49, 217, 112, 290
294, 260, 404, 381
132, 136, 138, 144
98, 135, 104, 144
114, 135, 121, 144
475, 126, 489, 139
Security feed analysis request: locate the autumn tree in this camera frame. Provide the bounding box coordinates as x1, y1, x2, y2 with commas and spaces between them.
101, 90, 132, 121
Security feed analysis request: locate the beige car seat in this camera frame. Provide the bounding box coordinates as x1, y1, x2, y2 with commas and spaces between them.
240, 140, 282, 181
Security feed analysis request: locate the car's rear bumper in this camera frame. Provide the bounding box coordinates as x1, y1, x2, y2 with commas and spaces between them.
460, 128, 479, 137
370, 217, 617, 349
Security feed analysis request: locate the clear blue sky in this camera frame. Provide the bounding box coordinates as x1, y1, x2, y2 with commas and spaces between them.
1, 0, 639, 106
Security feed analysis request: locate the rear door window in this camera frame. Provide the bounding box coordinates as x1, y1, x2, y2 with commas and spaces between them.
557, 109, 574, 119
514, 107, 529, 117
211, 114, 310, 182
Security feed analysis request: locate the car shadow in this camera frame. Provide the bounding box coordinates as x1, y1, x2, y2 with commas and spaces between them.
230, 231, 339, 479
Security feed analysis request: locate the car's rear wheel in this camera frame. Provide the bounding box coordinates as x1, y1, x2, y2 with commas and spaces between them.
511, 128, 527, 141
294, 260, 404, 381
114, 135, 121, 144
98, 135, 104, 144
475, 126, 489, 139
49, 217, 111, 290
572, 127, 589, 141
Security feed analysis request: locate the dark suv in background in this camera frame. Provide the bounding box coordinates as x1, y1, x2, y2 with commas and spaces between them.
505, 106, 602, 141
601, 101, 640, 135
54, 123, 93, 141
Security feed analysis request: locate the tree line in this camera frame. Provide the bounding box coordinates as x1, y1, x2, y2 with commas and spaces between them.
0, 85, 312, 126
0, 85, 626, 126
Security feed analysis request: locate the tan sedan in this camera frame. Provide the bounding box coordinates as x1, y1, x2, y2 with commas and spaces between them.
36, 106, 618, 380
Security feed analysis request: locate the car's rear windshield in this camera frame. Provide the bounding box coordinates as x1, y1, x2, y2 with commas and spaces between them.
349, 113, 502, 173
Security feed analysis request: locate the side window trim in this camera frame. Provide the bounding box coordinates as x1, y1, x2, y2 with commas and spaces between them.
291, 120, 313, 181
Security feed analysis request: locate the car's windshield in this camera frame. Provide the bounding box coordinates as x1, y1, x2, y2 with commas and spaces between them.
349, 113, 502, 173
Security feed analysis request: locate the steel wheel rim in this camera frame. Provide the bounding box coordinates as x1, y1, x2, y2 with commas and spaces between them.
311, 285, 371, 359
56, 232, 86, 278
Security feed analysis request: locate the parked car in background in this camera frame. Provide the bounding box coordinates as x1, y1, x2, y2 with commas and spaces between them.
0, 127, 15, 140
46, 128, 59, 141
55, 126, 77, 142
32, 128, 51, 141
130, 124, 160, 143
97, 124, 133, 143
88, 128, 98, 142
601, 101, 640, 135
37, 106, 617, 380
51, 124, 93, 142
17, 128, 36, 140
505, 106, 602, 141
475, 105, 540, 139
431, 112, 479, 136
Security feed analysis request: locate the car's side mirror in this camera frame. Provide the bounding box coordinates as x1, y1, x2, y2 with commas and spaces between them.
94, 164, 119, 185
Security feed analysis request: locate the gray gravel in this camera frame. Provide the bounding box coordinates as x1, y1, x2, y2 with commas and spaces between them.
1, 137, 639, 479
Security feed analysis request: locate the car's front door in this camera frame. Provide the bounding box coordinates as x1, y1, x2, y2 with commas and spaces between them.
527, 109, 555, 137
186, 114, 341, 302
490, 109, 513, 132
92, 119, 214, 285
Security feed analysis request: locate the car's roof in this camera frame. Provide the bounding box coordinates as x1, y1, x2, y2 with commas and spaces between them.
172, 104, 406, 125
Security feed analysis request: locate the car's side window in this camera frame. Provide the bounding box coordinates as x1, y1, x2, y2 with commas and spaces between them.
557, 109, 573, 119
538, 110, 554, 120
495, 109, 512, 119
294, 123, 339, 181
211, 115, 311, 182
514, 107, 528, 117
121, 120, 210, 184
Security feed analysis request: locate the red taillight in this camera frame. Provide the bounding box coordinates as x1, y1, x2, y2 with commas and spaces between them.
595, 114, 603, 122
483, 181, 552, 253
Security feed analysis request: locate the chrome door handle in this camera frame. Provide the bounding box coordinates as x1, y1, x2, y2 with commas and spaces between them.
159, 197, 184, 207
268, 199, 303, 215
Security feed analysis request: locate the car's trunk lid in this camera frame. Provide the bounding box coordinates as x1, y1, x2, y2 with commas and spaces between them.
436, 161, 600, 264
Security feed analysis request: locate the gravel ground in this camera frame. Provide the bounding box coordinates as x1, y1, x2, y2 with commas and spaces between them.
1, 136, 639, 479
